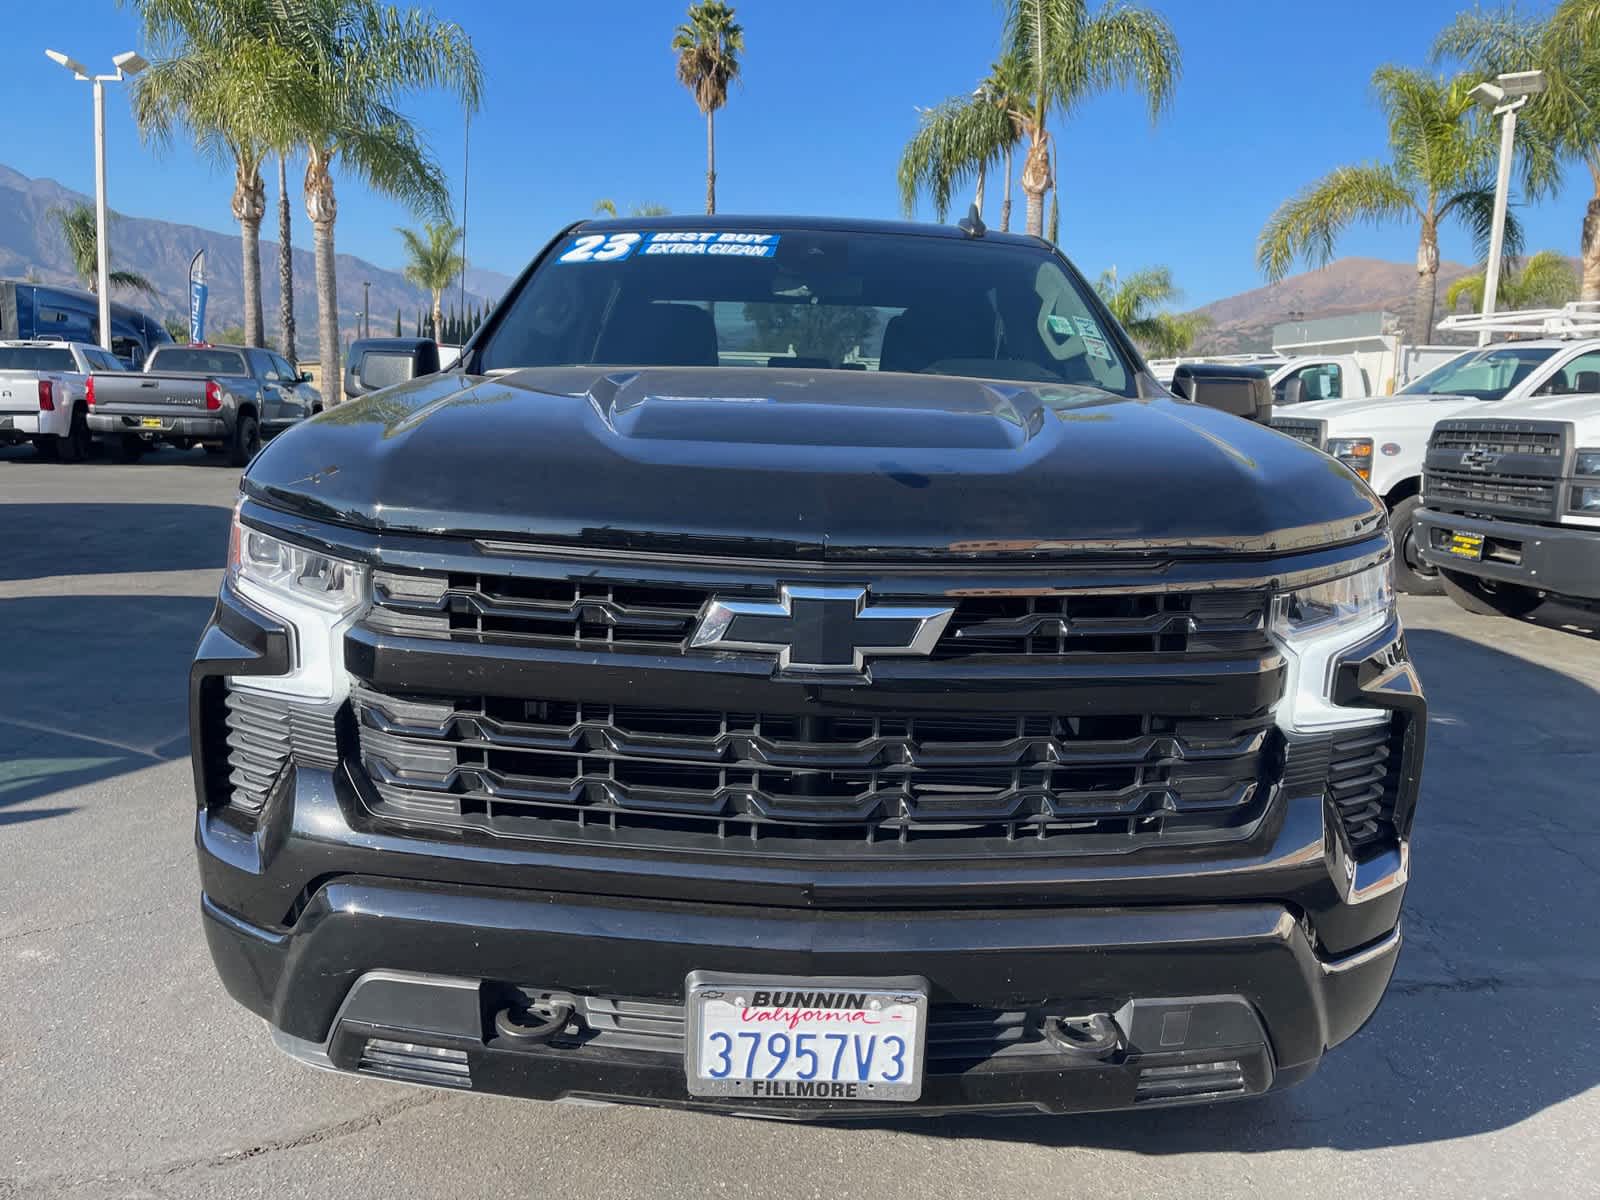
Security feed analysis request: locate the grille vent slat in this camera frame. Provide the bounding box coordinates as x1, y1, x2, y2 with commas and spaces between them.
1326, 719, 1403, 852
222, 687, 341, 815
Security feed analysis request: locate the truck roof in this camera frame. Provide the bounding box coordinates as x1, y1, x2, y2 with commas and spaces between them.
572, 212, 1048, 249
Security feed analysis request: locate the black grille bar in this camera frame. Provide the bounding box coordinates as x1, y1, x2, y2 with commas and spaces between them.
367, 570, 1269, 660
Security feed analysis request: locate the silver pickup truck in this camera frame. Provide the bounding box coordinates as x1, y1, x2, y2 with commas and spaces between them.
87, 343, 322, 464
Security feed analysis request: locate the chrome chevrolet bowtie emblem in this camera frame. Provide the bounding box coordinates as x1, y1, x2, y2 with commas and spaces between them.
1460, 446, 1501, 471
690, 585, 954, 674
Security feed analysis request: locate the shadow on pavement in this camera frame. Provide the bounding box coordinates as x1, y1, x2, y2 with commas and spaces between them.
905, 627, 1600, 1153
0, 503, 231, 582
0, 593, 212, 823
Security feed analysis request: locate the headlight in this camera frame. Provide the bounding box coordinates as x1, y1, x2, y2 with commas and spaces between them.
1269, 560, 1395, 731
1575, 448, 1600, 477
1573, 485, 1600, 512
1326, 437, 1374, 481
227, 507, 368, 700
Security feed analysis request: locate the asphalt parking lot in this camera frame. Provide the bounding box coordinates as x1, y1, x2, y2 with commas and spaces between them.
3, 444, 1598, 1200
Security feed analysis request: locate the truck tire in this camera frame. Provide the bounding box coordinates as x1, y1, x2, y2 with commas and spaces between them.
118, 435, 146, 463
34, 437, 59, 461
228, 412, 261, 467
57, 405, 92, 462
1390, 496, 1442, 596
1440, 570, 1545, 619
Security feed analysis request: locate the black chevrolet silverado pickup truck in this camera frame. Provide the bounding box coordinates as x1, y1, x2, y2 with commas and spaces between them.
191, 216, 1424, 1118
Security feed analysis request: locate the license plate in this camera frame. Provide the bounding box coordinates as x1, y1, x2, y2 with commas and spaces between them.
1446, 531, 1485, 560
140, 417, 165, 429
685, 973, 927, 1102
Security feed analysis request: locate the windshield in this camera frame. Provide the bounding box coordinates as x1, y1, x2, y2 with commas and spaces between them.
148, 347, 246, 376
0, 347, 74, 372
1397, 346, 1555, 400
475, 227, 1136, 395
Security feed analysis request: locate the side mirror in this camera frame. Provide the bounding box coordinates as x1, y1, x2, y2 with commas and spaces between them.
1278, 375, 1306, 406
1170, 363, 1273, 424
344, 339, 441, 399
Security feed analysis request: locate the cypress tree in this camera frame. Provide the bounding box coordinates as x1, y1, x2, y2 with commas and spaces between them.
394, 308, 402, 336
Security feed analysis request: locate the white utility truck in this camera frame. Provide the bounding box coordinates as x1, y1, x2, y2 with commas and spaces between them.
1412, 307, 1600, 618
1272, 304, 1600, 594
1151, 311, 1462, 403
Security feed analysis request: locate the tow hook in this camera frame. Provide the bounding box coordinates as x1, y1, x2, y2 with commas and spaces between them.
1043, 1012, 1124, 1061
493, 999, 575, 1045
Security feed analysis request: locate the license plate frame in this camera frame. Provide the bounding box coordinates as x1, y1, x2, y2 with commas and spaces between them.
1446, 530, 1485, 560
139, 417, 165, 429
684, 972, 928, 1102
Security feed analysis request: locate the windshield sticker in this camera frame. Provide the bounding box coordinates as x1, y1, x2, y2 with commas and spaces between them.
1073, 316, 1102, 339
642, 232, 781, 258
1082, 336, 1114, 362
557, 232, 644, 263
1046, 314, 1076, 337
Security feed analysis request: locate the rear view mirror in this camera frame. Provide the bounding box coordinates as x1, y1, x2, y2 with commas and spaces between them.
1170, 363, 1273, 424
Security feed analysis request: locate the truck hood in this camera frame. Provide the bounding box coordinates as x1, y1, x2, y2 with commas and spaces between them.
1274, 393, 1490, 430
1455, 391, 1598, 425
243, 366, 1384, 560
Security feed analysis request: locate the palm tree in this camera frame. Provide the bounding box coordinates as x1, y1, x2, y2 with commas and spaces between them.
1002, 0, 1181, 238
258, 0, 482, 388
1095, 265, 1209, 356
594, 199, 672, 217
52, 204, 157, 297
898, 54, 1028, 227
397, 220, 466, 339
126, 0, 287, 346
1434, 3, 1600, 297
1258, 67, 1548, 342
672, 1, 744, 215
1445, 249, 1580, 312
277, 152, 297, 367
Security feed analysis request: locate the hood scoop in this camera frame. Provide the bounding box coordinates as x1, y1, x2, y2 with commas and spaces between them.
584, 368, 1046, 450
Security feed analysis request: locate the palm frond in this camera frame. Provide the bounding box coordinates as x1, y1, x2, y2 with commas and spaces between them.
1445, 183, 1525, 267
898, 94, 1014, 219
1065, 3, 1182, 122
1257, 163, 1417, 281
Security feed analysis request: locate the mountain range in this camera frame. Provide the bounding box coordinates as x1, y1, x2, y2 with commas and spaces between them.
1, 162, 1517, 358
0, 164, 514, 357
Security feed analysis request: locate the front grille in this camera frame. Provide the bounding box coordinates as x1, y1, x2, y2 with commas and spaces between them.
1426, 469, 1558, 517
353, 686, 1279, 855
1270, 418, 1324, 448
223, 686, 339, 814
366, 570, 1270, 660
1431, 419, 1565, 458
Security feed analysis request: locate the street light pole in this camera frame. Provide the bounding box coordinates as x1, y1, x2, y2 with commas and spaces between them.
45, 49, 146, 353
362, 280, 371, 338
1471, 70, 1545, 347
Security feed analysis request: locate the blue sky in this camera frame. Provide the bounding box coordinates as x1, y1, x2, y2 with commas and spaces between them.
0, 0, 1577, 306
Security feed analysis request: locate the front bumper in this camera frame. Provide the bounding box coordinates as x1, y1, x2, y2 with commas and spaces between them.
1416, 507, 1600, 601
188, 582, 1423, 1117
202, 876, 1401, 1118
89, 410, 229, 440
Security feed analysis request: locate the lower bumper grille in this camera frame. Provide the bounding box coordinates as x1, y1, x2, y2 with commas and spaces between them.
352, 686, 1280, 855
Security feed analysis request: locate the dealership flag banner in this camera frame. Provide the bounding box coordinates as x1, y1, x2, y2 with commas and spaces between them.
188, 250, 208, 344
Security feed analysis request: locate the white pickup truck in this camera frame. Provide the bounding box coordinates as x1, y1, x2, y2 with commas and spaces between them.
0, 339, 128, 460
1269, 333, 1600, 594
1415, 392, 1600, 617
